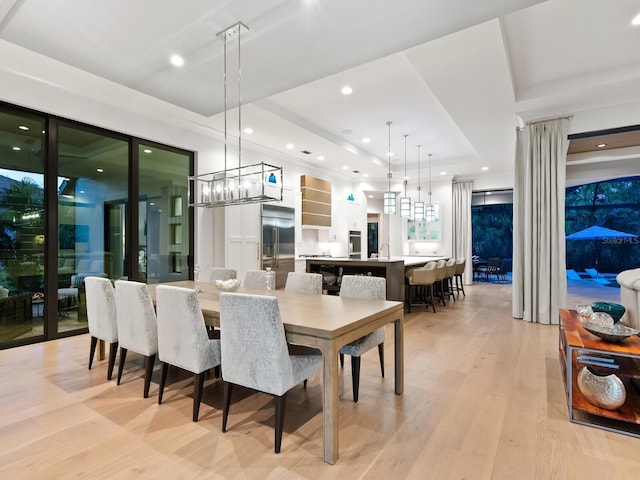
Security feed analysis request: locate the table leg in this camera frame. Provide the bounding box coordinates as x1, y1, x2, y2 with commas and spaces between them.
320, 340, 339, 464
394, 316, 404, 395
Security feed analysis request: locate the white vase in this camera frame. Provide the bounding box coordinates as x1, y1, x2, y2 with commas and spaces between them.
577, 366, 626, 410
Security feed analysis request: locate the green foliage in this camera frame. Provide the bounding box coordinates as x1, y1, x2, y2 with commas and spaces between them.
566, 176, 640, 272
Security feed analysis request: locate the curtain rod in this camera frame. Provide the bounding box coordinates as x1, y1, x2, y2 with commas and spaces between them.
526, 114, 573, 126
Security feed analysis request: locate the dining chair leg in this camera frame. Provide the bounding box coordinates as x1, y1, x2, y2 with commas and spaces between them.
158, 362, 169, 404
222, 381, 233, 432
107, 341, 118, 380
407, 285, 412, 313
116, 347, 128, 385
351, 355, 361, 403
193, 372, 206, 422
378, 343, 384, 378
143, 354, 156, 398
88, 336, 97, 370
274, 394, 287, 453
339, 353, 344, 368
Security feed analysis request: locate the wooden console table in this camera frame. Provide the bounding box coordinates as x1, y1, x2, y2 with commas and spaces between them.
559, 309, 640, 437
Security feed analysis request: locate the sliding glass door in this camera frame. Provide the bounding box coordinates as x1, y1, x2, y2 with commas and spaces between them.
0, 109, 46, 344
57, 124, 129, 333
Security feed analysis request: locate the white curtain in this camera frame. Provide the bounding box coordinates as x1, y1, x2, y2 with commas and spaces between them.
452, 181, 473, 284
512, 118, 569, 325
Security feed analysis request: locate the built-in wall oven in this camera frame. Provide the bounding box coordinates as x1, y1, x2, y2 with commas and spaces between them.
348, 230, 361, 259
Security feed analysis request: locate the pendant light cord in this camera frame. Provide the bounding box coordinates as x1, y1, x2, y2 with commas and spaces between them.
416, 145, 422, 202
403, 134, 408, 195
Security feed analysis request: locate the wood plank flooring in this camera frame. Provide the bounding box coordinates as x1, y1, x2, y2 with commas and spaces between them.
1, 283, 639, 479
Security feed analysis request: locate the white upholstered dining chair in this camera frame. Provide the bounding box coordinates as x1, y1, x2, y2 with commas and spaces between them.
243, 269, 268, 289
114, 280, 158, 398
155, 285, 221, 422
85, 276, 118, 380
339, 275, 386, 402
284, 271, 322, 295
219, 292, 322, 453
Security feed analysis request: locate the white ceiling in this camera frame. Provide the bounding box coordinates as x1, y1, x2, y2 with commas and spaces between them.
1, 0, 640, 187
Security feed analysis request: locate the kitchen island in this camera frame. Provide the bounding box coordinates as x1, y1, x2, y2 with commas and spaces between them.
306, 256, 446, 302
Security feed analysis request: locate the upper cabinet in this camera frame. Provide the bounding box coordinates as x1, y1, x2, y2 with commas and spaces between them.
300, 175, 331, 227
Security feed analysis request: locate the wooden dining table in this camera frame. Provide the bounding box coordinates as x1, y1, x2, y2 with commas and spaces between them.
145, 280, 405, 464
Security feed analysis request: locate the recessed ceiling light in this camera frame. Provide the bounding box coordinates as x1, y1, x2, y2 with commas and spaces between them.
286, 143, 294, 149
12, 146, 20, 151
440, 171, 447, 175
633, 13, 640, 25
243, 127, 253, 134
96, 168, 104, 173
596, 143, 607, 148
342, 165, 349, 170
18, 125, 29, 131
170, 55, 184, 67
143, 148, 152, 154
317, 156, 325, 161
368, 194, 373, 198
362, 137, 370, 143
341, 86, 353, 95
387, 152, 394, 157
481, 166, 489, 171
363, 174, 369, 178
486, 191, 492, 195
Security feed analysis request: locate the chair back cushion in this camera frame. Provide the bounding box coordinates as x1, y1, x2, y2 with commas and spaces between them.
243, 270, 267, 289
339, 275, 386, 300
445, 258, 457, 277
85, 276, 118, 343
219, 293, 294, 396
155, 285, 220, 373
285, 272, 322, 294
114, 280, 158, 356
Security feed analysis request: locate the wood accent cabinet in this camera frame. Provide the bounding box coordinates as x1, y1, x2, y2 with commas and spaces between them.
300, 175, 331, 227
559, 309, 640, 437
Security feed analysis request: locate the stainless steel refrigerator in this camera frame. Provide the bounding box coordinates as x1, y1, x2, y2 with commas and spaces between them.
261, 205, 295, 289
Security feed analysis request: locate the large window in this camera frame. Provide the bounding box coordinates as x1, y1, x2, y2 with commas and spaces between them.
566, 176, 640, 273
0, 110, 45, 343
0, 102, 194, 349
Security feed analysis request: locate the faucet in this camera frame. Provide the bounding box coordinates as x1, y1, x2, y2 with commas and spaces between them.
380, 243, 390, 259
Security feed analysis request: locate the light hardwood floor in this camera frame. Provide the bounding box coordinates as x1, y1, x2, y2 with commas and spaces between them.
1, 283, 639, 479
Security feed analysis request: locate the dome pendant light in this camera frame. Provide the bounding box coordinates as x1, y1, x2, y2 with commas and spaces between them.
426, 153, 436, 221
399, 134, 412, 217
413, 145, 425, 221
383, 121, 396, 215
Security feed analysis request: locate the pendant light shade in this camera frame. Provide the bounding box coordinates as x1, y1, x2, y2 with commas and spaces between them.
413, 145, 425, 221
383, 121, 396, 215
399, 134, 412, 217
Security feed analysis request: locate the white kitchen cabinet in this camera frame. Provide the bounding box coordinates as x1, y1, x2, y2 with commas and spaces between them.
225, 202, 261, 281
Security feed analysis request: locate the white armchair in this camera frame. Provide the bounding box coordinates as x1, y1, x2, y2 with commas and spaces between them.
617, 268, 640, 329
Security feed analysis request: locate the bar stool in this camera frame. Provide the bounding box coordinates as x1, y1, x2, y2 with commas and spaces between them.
444, 258, 457, 302
454, 258, 466, 298
406, 262, 437, 313
434, 260, 448, 306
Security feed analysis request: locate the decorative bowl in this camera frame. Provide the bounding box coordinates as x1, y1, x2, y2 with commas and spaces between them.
215, 279, 241, 292
582, 321, 639, 343
591, 302, 626, 323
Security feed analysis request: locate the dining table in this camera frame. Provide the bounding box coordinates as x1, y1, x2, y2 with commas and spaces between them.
143, 280, 405, 464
